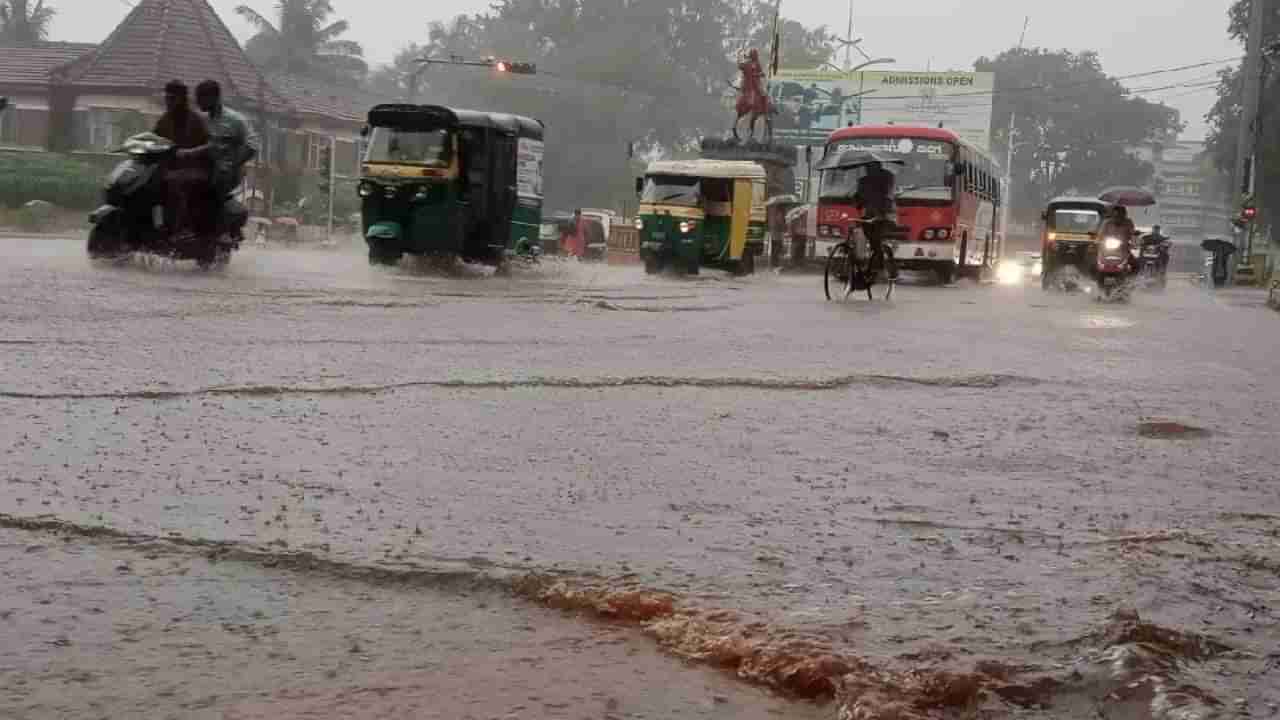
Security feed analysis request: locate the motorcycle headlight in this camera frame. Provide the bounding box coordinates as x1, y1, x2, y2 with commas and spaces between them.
633, 217, 644, 231
358, 182, 374, 198
1103, 237, 1122, 251
411, 186, 430, 202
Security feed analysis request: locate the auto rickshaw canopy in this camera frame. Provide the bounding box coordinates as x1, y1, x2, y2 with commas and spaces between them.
366, 104, 544, 140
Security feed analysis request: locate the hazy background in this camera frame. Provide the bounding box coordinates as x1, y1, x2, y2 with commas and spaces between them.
58, 0, 1237, 137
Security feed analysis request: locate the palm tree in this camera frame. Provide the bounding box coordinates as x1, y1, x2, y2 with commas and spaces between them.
235, 0, 366, 83
0, 0, 56, 45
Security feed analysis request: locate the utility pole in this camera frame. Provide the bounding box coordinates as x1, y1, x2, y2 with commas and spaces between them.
1232, 0, 1266, 276
1001, 16, 1030, 251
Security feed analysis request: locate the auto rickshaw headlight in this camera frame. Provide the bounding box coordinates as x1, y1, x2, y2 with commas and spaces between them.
679, 220, 695, 234
358, 182, 374, 198
633, 217, 644, 231
411, 186, 429, 202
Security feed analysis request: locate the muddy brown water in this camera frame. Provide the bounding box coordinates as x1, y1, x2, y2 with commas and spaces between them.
2, 240, 1279, 718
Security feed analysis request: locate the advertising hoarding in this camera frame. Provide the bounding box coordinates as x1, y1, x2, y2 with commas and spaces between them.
770, 69, 995, 153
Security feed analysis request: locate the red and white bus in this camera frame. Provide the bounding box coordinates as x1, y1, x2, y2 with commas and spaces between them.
816, 125, 1003, 283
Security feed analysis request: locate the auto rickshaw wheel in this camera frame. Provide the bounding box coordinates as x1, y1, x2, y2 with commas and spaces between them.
643, 256, 663, 275
734, 250, 756, 276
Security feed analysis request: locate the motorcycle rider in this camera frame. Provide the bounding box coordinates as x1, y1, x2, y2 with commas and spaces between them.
153, 80, 211, 234
853, 160, 899, 279
1143, 224, 1172, 273
1099, 205, 1137, 273
185, 80, 256, 240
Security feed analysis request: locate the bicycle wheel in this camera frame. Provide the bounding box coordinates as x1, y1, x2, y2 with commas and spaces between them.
882, 246, 898, 300
824, 243, 853, 301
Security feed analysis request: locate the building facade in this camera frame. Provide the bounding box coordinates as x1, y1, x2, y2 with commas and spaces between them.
1131, 139, 1234, 271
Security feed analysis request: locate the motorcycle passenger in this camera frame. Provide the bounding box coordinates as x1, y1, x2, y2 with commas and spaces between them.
153, 80, 210, 234
853, 161, 898, 279
190, 80, 256, 239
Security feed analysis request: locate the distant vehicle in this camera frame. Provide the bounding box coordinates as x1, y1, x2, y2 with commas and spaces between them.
358, 104, 544, 268
634, 160, 767, 275
816, 125, 1004, 285
1040, 196, 1110, 291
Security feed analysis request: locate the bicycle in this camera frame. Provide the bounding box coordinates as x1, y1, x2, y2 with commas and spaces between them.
824, 217, 898, 301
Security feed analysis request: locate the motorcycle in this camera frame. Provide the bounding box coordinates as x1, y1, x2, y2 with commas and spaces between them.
87, 133, 245, 268
1094, 235, 1134, 302
1136, 237, 1168, 290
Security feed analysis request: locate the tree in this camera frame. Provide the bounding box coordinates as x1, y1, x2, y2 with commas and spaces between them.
366, 1, 832, 211
1206, 0, 1280, 224
235, 0, 366, 84
0, 0, 55, 45
975, 47, 1184, 215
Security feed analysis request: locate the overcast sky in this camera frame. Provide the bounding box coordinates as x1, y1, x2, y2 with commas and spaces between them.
56, 0, 1239, 138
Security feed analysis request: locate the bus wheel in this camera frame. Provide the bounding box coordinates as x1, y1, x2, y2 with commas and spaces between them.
368, 244, 402, 267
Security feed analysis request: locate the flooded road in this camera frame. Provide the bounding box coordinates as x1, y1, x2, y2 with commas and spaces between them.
2, 237, 1279, 718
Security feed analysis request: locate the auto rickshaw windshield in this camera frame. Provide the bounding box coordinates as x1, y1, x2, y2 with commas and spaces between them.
364, 127, 453, 166
1049, 208, 1102, 233
641, 175, 700, 207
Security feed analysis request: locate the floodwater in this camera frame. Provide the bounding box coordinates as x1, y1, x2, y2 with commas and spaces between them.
2, 237, 1279, 718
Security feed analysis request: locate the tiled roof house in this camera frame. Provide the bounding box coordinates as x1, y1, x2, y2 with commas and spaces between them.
45, 0, 291, 152
0, 0, 396, 210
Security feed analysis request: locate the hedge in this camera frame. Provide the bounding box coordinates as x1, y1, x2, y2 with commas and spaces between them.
0, 151, 103, 210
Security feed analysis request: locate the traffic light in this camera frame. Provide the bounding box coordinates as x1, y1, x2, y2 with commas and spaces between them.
493, 60, 536, 75
1232, 202, 1258, 230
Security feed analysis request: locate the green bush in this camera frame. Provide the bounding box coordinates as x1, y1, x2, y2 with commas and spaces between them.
0, 152, 103, 210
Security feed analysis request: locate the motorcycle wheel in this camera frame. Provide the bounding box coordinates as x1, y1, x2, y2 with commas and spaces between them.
87, 222, 125, 259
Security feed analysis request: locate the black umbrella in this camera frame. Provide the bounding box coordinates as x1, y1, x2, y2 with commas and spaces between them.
1099, 186, 1157, 207
816, 150, 905, 172
1201, 238, 1237, 255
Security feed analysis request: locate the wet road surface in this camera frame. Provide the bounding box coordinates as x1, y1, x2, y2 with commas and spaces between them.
2, 237, 1279, 718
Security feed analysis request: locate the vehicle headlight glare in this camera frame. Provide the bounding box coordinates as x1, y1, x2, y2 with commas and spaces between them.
679, 221, 693, 234
358, 182, 374, 198
1104, 237, 1122, 251
633, 217, 644, 230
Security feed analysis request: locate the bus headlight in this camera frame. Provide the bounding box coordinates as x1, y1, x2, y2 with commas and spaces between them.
923, 229, 936, 240
938, 228, 951, 240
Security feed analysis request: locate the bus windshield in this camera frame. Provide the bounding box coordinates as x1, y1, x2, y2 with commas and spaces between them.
819, 137, 954, 202
364, 127, 452, 166
642, 175, 701, 207
1050, 208, 1103, 234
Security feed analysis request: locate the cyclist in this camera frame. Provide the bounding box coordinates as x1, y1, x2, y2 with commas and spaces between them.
853, 160, 899, 280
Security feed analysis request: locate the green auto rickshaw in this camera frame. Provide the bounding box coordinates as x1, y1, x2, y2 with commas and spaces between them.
634, 160, 767, 275
358, 104, 544, 267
